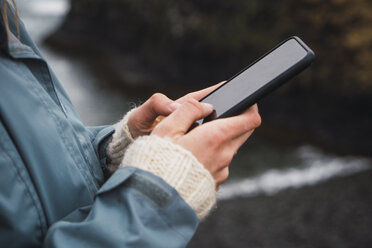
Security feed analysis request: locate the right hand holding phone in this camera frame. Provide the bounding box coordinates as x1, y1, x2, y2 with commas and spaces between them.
151, 99, 261, 190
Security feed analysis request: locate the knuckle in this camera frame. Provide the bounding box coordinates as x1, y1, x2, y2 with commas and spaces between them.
216, 131, 227, 145
219, 153, 233, 170
221, 168, 229, 182
225, 155, 233, 167
185, 98, 204, 114
244, 112, 261, 130
150, 92, 165, 103
205, 134, 217, 148
217, 168, 229, 185
208, 128, 227, 146
253, 112, 262, 128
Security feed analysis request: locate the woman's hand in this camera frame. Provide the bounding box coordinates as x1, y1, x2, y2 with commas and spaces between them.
127, 93, 178, 139
127, 81, 261, 189
151, 99, 261, 190
127, 82, 224, 139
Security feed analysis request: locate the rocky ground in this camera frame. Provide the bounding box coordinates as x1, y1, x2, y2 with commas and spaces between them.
188, 169, 372, 248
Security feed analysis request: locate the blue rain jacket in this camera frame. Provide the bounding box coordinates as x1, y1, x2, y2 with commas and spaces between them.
0, 7, 198, 248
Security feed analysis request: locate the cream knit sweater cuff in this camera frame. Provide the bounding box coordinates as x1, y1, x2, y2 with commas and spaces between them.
106, 109, 135, 172
120, 135, 216, 219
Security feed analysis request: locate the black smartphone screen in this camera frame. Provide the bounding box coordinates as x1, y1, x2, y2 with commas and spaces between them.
200, 37, 314, 120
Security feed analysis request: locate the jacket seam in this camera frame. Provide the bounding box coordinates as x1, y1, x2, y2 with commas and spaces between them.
35, 80, 99, 196
41, 62, 101, 192
0, 125, 48, 237
17, 60, 99, 197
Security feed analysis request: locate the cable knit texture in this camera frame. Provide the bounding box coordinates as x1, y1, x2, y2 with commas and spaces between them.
121, 135, 216, 219
106, 109, 135, 172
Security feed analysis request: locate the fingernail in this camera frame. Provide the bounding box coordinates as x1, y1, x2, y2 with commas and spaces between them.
169, 102, 181, 111
202, 102, 214, 110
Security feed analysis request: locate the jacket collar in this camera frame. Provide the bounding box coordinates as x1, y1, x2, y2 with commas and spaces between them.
1, 7, 41, 60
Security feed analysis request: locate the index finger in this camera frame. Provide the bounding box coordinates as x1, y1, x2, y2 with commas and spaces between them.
152, 99, 214, 137
192, 104, 261, 140
177, 81, 225, 103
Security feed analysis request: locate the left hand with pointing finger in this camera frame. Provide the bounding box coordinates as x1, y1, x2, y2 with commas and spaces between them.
128, 81, 225, 138
106, 82, 224, 171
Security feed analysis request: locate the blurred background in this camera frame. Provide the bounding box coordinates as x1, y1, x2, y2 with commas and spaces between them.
15, 0, 372, 247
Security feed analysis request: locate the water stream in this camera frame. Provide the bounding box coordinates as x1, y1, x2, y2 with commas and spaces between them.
15, 0, 372, 200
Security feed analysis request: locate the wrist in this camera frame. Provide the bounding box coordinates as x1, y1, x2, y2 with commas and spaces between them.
106, 109, 136, 172
120, 135, 216, 219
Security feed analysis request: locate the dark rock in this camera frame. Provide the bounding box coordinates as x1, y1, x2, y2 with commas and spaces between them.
188, 170, 372, 248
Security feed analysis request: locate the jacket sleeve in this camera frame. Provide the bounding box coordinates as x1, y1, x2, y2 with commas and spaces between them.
86, 125, 116, 177
86, 109, 135, 176
43, 166, 199, 248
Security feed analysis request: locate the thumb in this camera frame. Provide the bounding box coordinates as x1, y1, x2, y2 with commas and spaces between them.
152, 99, 214, 136
143, 93, 181, 120
133, 93, 180, 125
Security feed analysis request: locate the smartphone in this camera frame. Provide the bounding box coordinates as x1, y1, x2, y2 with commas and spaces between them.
199, 36, 315, 123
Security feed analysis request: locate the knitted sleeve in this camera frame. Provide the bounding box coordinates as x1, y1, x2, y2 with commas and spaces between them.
106, 109, 135, 172
121, 135, 216, 219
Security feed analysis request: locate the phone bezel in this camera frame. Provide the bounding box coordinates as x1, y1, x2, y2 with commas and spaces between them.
200, 36, 315, 119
